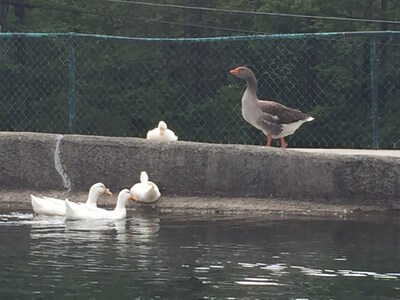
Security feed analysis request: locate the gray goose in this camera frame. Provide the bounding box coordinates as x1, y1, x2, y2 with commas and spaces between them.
229, 66, 314, 148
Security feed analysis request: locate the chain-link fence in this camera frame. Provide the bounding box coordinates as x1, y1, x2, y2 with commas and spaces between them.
1, 31, 399, 148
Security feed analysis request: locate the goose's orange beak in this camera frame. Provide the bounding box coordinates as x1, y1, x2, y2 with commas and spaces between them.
130, 195, 139, 202
103, 188, 112, 196
229, 68, 239, 75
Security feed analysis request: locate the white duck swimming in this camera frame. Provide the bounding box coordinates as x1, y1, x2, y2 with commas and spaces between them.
130, 171, 161, 203
30, 182, 112, 216
146, 121, 178, 141
65, 189, 137, 220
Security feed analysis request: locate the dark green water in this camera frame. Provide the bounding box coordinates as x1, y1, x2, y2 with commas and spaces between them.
0, 210, 399, 299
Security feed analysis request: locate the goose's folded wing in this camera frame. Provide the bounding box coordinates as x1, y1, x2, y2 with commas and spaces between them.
259, 100, 311, 124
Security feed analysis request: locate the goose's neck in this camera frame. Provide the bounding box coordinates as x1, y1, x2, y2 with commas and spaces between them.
115, 199, 126, 210
243, 76, 258, 101
86, 192, 98, 207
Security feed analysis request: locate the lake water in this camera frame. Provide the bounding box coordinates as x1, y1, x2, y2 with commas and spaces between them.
0, 209, 399, 299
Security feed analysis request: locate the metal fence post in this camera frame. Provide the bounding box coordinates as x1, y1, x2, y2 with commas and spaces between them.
68, 33, 76, 134
369, 38, 379, 149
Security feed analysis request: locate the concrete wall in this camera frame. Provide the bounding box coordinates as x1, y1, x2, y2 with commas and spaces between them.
1, 132, 400, 208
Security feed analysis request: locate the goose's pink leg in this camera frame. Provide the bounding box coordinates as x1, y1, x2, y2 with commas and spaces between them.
266, 136, 272, 147
280, 138, 287, 149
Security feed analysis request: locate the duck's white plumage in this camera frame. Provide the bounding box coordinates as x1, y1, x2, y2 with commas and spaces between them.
30, 195, 66, 216
30, 182, 112, 216
130, 171, 161, 203
65, 189, 137, 220
146, 121, 178, 142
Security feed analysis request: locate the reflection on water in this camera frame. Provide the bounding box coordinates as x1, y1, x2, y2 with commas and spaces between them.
0, 210, 399, 299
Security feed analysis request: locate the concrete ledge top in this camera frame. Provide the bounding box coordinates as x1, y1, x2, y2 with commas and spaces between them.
292, 148, 400, 158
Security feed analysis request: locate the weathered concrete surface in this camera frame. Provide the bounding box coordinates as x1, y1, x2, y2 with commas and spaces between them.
1, 132, 400, 214
293, 148, 400, 158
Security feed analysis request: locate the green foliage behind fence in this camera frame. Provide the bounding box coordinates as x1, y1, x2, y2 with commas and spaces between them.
1, 31, 399, 148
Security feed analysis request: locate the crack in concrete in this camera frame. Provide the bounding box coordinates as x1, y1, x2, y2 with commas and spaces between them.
54, 135, 71, 191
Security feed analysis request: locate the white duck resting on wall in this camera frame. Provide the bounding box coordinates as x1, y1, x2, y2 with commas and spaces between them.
65, 189, 137, 220
130, 171, 161, 204
31, 182, 112, 216
146, 121, 178, 142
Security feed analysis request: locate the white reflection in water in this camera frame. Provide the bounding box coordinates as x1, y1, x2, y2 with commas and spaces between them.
244, 277, 274, 281
0, 212, 33, 220
26, 213, 160, 275
209, 265, 224, 269
374, 274, 398, 280
238, 262, 256, 268
260, 263, 287, 271
65, 219, 126, 233
0, 211, 160, 239
130, 214, 160, 242
234, 261, 400, 283
25, 213, 160, 240
195, 267, 210, 271
334, 257, 347, 261
290, 266, 400, 280
291, 266, 332, 277
235, 281, 283, 286
25, 212, 160, 263
307, 272, 338, 277
0, 212, 65, 228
